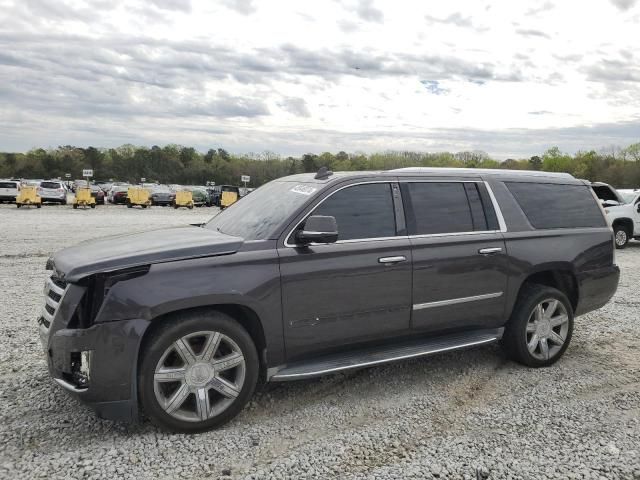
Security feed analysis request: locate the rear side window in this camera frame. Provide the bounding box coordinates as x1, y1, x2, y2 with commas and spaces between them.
312, 183, 396, 240
402, 182, 493, 235
506, 182, 606, 229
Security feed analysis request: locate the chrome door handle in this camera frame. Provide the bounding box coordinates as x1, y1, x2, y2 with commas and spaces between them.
378, 256, 407, 264
478, 247, 502, 255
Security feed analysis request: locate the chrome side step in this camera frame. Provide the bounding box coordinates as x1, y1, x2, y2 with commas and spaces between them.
269, 328, 504, 381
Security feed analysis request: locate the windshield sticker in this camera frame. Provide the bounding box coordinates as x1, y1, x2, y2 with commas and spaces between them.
291, 185, 317, 195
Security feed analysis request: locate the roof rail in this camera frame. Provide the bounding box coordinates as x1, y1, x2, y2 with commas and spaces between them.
391, 167, 574, 178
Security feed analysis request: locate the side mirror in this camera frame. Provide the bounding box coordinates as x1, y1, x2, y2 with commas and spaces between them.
602, 200, 621, 208
296, 215, 338, 245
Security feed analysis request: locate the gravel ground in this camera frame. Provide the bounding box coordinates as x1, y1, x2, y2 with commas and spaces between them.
0, 204, 639, 480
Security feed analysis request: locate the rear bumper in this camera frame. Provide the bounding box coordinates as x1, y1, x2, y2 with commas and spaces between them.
575, 265, 620, 316
44, 318, 150, 422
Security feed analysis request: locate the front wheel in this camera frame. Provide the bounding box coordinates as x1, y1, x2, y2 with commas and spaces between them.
502, 284, 574, 367
614, 225, 629, 249
139, 311, 259, 433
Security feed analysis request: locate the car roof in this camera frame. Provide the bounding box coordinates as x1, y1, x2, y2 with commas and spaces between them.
278, 167, 576, 185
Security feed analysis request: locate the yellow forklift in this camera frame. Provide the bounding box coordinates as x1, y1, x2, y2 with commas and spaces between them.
173, 190, 194, 209
16, 185, 42, 208
73, 187, 96, 209
126, 187, 151, 208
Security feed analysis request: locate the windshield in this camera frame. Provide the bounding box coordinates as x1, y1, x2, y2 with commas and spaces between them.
205, 180, 319, 240
619, 191, 638, 203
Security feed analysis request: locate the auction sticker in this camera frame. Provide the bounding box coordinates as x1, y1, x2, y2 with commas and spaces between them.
291, 185, 317, 195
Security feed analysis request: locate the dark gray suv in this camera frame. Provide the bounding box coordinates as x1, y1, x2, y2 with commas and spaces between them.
39, 168, 619, 432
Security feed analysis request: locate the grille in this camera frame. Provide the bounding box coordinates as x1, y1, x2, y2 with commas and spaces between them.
40, 276, 68, 329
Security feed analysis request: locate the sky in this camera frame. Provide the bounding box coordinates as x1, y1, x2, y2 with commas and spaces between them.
0, 0, 639, 159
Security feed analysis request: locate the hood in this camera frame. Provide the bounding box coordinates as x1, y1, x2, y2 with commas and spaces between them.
51, 226, 243, 282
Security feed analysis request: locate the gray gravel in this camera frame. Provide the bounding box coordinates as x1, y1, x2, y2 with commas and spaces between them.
1, 204, 639, 480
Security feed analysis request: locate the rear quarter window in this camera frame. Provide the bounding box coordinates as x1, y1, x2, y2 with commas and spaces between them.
506, 182, 606, 229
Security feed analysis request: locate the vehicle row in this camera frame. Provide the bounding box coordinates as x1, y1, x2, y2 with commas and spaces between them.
590, 183, 640, 248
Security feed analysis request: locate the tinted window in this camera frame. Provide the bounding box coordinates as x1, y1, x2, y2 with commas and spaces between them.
312, 183, 396, 240
0, 182, 18, 189
403, 182, 476, 235
592, 185, 619, 202
506, 182, 606, 229
40, 181, 61, 189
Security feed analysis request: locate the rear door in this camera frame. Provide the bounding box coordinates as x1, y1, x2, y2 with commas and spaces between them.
401, 179, 508, 333
278, 181, 413, 360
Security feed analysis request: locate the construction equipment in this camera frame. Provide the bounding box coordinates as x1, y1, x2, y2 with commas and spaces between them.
173, 190, 194, 209
220, 185, 240, 209
126, 187, 151, 208
72, 187, 96, 209
16, 185, 42, 208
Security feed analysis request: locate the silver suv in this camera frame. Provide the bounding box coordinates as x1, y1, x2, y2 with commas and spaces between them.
39, 180, 68, 205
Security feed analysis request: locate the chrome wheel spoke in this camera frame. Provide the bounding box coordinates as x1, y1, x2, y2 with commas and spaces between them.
527, 333, 539, 353
212, 352, 244, 372
200, 332, 221, 361
174, 338, 197, 366
535, 304, 544, 321
539, 338, 550, 360
165, 383, 190, 413
195, 387, 210, 420
154, 368, 186, 382
544, 300, 558, 319
209, 375, 240, 398
550, 314, 568, 328
526, 322, 537, 333
548, 331, 565, 346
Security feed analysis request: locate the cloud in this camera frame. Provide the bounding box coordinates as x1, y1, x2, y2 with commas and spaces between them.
425, 12, 473, 28
277, 97, 311, 117
148, 0, 192, 12
516, 29, 551, 39
609, 0, 637, 10
354, 0, 383, 23
221, 0, 256, 15
420, 80, 447, 95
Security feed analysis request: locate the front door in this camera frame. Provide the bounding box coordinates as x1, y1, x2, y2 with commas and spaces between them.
278, 182, 412, 361
400, 180, 508, 333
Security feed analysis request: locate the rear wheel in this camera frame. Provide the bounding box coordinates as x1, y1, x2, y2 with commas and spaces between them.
502, 284, 573, 367
614, 225, 629, 249
139, 311, 259, 433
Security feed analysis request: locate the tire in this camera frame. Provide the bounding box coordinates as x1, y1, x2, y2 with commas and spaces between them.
72, 204, 78, 209
173, 204, 178, 209
139, 311, 259, 433
142, 204, 147, 209
36, 204, 41, 209
127, 203, 133, 208
613, 225, 629, 249
16, 204, 21, 208
90, 204, 96, 209
502, 283, 574, 367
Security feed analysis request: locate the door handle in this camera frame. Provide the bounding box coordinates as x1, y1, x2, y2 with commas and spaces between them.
378, 256, 407, 264
478, 247, 502, 255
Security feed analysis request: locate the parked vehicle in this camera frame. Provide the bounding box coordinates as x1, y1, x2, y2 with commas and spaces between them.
618, 189, 640, 203
109, 186, 129, 204
39, 168, 619, 433
0, 180, 20, 203
90, 185, 105, 205
590, 182, 640, 248
38, 180, 68, 205
188, 187, 210, 207
151, 185, 176, 206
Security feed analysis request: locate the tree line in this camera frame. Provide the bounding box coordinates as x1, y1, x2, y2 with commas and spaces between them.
1, 143, 639, 188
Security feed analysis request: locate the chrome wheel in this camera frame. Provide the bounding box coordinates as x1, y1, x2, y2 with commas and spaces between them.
153, 331, 246, 422
525, 299, 569, 361
615, 229, 627, 247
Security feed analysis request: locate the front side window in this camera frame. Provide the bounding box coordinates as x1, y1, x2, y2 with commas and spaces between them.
403, 182, 479, 235
311, 183, 396, 241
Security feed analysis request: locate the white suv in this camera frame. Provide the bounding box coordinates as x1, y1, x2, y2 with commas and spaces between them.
0, 180, 20, 203
591, 182, 640, 248
39, 180, 68, 205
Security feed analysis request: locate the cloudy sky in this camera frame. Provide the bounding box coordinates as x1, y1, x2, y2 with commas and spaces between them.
0, 0, 639, 158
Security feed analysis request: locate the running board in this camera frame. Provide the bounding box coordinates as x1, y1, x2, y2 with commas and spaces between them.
269, 328, 504, 381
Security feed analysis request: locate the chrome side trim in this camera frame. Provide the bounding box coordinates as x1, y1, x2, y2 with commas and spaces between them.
54, 377, 88, 393
413, 291, 503, 311
483, 181, 508, 232
270, 336, 500, 380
